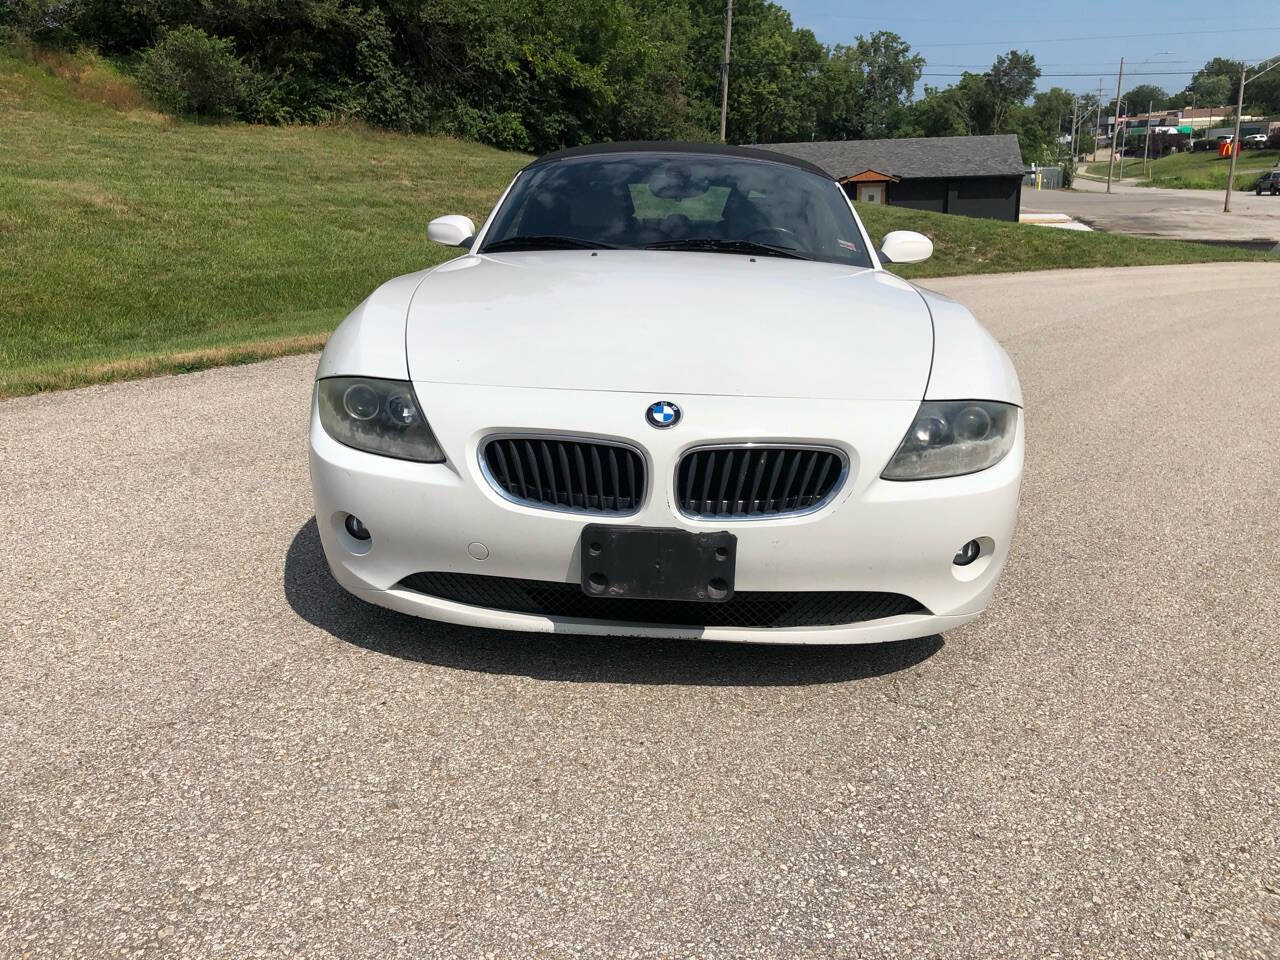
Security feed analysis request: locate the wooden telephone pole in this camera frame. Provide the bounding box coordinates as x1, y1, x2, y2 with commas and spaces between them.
1142, 99, 1153, 175
1105, 58, 1124, 194
718, 0, 733, 142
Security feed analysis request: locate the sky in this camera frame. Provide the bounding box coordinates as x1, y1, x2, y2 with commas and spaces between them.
775, 0, 1280, 102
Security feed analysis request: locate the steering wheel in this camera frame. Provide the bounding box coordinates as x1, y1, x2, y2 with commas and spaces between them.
744, 226, 799, 246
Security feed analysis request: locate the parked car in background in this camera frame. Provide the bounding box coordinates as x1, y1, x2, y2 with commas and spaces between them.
1243, 134, 1269, 148
1255, 170, 1280, 196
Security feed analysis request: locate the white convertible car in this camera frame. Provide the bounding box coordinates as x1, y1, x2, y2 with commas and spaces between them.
309, 142, 1023, 644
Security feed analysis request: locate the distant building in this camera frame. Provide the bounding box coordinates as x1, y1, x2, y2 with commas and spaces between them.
759, 135, 1026, 222
1106, 107, 1277, 141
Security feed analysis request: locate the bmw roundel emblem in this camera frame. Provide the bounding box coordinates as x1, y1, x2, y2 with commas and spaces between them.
646, 400, 681, 429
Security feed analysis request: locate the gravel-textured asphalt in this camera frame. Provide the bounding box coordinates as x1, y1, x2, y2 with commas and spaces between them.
1022, 177, 1280, 244
3, 262, 1279, 959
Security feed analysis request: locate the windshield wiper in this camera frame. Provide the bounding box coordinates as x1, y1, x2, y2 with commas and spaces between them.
644, 238, 813, 260
482, 235, 617, 252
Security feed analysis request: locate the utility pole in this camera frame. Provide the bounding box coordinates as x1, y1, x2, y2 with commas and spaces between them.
1092, 79, 1103, 162
1142, 99, 1153, 176
1223, 56, 1280, 212
1070, 96, 1079, 162
1224, 68, 1245, 212
718, 0, 733, 143
1118, 107, 1126, 179
1106, 58, 1124, 194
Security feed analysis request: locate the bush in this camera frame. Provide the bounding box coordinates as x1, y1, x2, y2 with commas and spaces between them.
136, 26, 253, 120
1268, 130, 1280, 150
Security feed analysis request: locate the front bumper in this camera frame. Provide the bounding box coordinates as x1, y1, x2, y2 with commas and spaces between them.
309, 383, 1024, 644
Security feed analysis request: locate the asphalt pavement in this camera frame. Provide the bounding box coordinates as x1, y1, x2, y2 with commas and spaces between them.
2, 262, 1279, 958
1022, 175, 1280, 245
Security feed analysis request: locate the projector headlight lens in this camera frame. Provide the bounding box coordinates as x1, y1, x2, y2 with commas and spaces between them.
317, 377, 445, 462
882, 401, 1018, 481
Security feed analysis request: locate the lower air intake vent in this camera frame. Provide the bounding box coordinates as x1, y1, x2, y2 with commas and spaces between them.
677, 445, 846, 519
482, 436, 645, 514
398, 573, 926, 629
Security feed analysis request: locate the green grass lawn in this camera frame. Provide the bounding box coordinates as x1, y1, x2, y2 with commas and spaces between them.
1085, 147, 1279, 190
0, 49, 525, 397
1, 48, 1276, 397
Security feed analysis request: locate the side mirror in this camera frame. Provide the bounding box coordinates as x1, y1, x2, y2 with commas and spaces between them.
428, 214, 476, 249
879, 230, 933, 265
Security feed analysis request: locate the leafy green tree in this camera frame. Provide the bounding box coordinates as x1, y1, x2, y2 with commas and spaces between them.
848, 31, 923, 139
1123, 84, 1168, 112
1191, 74, 1233, 108
903, 83, 967, 137
985, 49, 1039, 133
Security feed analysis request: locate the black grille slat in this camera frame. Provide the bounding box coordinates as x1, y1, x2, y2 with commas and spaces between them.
762, 451, 786, 512
521, 440, 543, 503
400, 572, 926, 629
490, 442, 514, 493
796, 451, 819, 506
484, 437, 644, 514
539, 441, 558, 505
677, 446, 844, 519
781, 450, 803, 510
590, 446, 605, 509
746, 451, 768, 510
699, 450, 716, 513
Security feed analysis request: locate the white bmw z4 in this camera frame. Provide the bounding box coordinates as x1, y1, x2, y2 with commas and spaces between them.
309, 142, 1024, 645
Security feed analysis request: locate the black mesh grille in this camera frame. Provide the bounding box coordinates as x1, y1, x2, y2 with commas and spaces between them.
399, 573, 925, 629
677, 446, 845, 519
482, 436, 645, 513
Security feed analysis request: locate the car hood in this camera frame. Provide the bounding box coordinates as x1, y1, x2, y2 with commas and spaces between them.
405, 251, 933, 400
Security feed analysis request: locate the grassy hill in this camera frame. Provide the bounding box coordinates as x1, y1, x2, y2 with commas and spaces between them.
1085, 147, 1279, 190
1, 48, 1275, 397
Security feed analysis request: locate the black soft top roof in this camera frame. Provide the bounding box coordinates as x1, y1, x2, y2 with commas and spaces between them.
524, 141, 833, 179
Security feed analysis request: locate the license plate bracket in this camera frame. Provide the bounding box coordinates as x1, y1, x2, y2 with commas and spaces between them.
580, 525, 736, 602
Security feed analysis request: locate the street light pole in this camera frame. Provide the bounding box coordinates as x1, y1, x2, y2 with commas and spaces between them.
1106, 57, 1124, 194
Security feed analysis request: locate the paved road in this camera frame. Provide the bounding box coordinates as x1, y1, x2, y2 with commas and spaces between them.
3, 262, 1279, 958
1022, 175, 1280, 245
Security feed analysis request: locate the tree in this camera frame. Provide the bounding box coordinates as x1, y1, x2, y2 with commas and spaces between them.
1123, 84, 1168, 112
905, 81, 974, 137
985, 49, 1039, 133
848, 30, 923, 139
1191, 74, 1233, 109
1019, 86, 1076, 162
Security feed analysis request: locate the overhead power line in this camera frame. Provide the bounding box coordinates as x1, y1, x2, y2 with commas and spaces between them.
724, 60, 1225, 78
915, 26, 1280, 47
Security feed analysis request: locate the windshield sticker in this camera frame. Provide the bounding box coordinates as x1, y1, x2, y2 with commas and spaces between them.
837, 239, 857, 251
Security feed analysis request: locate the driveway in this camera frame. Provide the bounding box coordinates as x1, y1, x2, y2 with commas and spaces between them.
2, 262, 1279, 958
1022, 174, 1280, 245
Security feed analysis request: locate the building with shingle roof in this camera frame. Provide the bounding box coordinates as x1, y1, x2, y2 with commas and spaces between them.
759, 135, 1026, 222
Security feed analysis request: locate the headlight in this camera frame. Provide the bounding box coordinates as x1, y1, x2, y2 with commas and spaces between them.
316, 377, 446, 462
881, 400, 1018, 481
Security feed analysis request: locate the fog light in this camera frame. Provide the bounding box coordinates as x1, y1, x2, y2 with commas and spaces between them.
344, 514, 371, 542
953, 539, 980, 566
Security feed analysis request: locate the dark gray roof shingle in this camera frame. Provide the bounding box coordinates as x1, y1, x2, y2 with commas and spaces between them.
755, 135, 1025, 180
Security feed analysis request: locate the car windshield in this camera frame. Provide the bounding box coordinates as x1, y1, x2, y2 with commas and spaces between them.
479, 152, 873, 268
